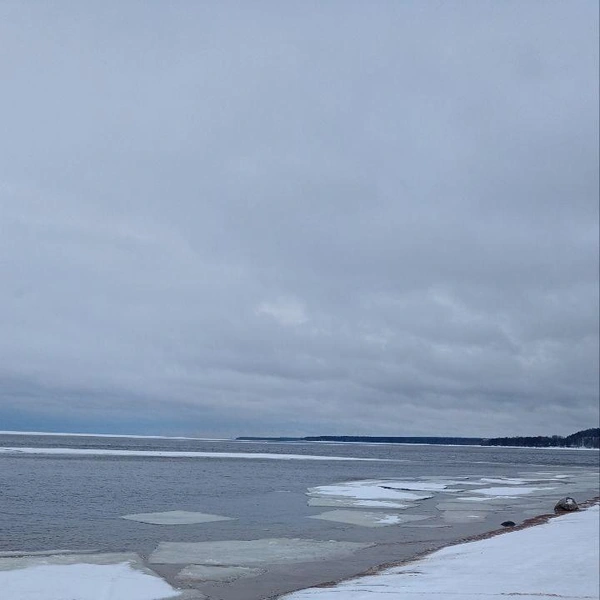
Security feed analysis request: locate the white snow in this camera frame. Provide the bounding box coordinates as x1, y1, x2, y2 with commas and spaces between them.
0, 562, 183, 600
122, 510, 233, 525
280, 505, 600, 600
0, 447, 386, 462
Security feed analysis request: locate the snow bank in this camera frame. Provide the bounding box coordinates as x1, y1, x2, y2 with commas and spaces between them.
280, 505, 600, 599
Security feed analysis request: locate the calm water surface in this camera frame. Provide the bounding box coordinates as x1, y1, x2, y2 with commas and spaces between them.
0, 433, 598, 599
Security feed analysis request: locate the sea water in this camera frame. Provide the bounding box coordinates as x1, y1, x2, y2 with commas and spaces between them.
0, 433, 598, 600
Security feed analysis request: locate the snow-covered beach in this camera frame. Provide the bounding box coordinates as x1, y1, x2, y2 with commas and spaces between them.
281, 503, 600, 600
1, 504, 598, 600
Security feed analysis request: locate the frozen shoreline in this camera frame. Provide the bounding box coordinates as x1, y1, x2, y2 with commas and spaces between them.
280, 504, 600, 599
0, 505, 598, 599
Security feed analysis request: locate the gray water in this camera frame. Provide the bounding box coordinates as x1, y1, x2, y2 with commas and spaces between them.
0, 433, 598, 599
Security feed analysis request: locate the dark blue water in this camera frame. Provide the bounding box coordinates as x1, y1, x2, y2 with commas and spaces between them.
0, 434, 598, 599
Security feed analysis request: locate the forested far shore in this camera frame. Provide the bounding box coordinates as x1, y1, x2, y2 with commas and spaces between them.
237, 428, 600, 448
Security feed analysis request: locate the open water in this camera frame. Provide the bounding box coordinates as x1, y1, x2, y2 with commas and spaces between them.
0, 433, 598, 599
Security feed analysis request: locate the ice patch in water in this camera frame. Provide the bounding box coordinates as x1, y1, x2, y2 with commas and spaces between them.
472, 486, 555, 497
377, 481, 451, 492
122, 511, 233, 525
149, 538, 372, 566
309, 510, 429, 528
480, 478, 530, 485
176, 564, 263, 583
455, 497, 491, 502
307, 497, 409, 509
308, 480, 433, 503
442, 511, 488, 523
0, 552, 145, 571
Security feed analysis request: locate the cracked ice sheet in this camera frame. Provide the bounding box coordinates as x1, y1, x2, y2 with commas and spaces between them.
280, 506, 600, 600
0, 447, 389, 462
308, 481, 433, 503
0, 553, 196, 600
122, 510, 233, 525
309, 510, 430, 528
149, 539, 371, 566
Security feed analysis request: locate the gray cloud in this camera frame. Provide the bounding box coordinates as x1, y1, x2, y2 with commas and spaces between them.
0, 1, 598, 437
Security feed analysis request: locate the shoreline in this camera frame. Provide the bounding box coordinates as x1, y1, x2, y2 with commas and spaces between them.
277, 498, 600, 600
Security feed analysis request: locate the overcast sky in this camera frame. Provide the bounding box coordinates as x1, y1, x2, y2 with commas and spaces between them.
0, 1, 598, 438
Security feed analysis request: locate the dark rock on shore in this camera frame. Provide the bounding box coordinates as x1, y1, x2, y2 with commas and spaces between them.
554, 497, 579, 512
501, 521, 516, 527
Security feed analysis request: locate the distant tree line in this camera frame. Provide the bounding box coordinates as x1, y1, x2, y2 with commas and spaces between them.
237, 428, 599, 448
482, 428, 599, 449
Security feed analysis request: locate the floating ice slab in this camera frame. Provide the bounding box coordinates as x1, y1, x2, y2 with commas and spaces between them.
280, 506, 600, 600
455, 496, 492, 502
441, 511, 488, 523
149, 538, 371, 566
308, 480, 433, 503
0, 553, 196, 600
309, 510, 430, 528
472, 486, 555, 497
122, 511, 233, 525
0, 447, 388, 462
308, 497, 409, 509
480, 477, 530, 485
0, 552, 144, 571
377, 481, 451, 491
176, 564, 263, 583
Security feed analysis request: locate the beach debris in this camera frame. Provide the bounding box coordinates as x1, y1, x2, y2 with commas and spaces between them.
554, 497, 579, 512
501, 520, 516, 527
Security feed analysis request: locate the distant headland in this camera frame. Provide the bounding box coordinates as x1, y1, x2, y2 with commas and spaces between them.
237, 427, 600, 449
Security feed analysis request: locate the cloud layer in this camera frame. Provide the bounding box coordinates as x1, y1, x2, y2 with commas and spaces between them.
1, 1, 598, 436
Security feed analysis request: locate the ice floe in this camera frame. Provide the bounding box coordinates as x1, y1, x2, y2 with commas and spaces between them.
122, 510, 233, 525
149, 538, 371, 566
0, 553, 197, 600
176, 564, 263, 583
280, 505, 600, 599
376, 481, 451, 491
441, 511, 488, 523
307, 480, 433, 506
0, 447, 388, 462
307, 497, 409, 509
471, 485, 555, 497
309, 510, 429, 528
